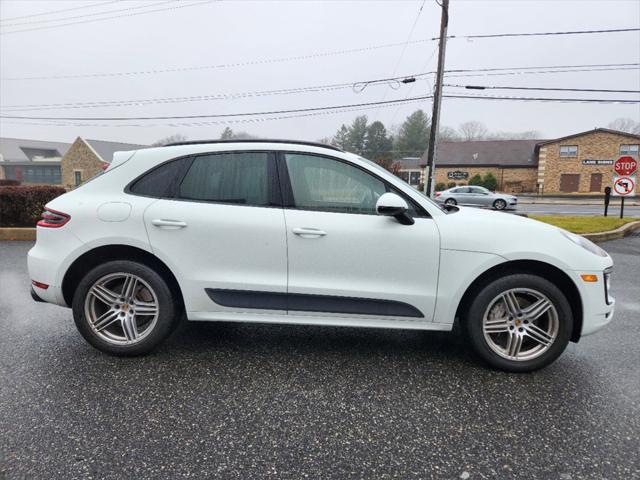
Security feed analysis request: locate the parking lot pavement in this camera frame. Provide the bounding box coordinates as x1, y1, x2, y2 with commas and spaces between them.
1, 240, 639, 480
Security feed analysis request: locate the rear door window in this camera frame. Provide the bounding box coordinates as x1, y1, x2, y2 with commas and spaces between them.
178, 152, 272, 206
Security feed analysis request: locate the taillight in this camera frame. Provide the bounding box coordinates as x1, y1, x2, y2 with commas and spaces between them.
37, 208, 70, 228
435, 192, 441, 198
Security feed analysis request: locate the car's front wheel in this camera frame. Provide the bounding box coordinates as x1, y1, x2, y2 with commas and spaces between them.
72, 260, 179, 356
464, 274, 573, 372
493, 199, 507, 210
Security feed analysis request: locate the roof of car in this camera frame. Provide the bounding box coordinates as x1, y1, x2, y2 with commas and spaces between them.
164, 139, 344, 152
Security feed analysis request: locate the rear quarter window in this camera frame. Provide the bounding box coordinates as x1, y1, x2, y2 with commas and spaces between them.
129, 157, 191, 198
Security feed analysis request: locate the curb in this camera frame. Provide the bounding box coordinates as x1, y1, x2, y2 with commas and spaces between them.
0, 228, 36, 241
582, 220, 640, 243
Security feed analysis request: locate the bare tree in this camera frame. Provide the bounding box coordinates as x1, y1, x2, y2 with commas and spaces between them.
438, 126, 460, 142
487, 130, 541, 140
151, 134, 187, 146
607, 118, 640, 135
459, 121, 489, 141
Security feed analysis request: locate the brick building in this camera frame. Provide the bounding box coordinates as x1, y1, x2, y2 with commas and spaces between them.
396, 127, 639, 194
536, 128, 639, 194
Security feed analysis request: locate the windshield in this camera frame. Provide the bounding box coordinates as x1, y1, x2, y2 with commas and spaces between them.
356, 156, 451, 213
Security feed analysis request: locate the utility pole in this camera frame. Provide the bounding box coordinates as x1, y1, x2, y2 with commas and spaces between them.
424, 0, 449, 197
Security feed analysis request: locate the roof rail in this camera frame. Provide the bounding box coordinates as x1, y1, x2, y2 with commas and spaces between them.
164, 138, 344, 152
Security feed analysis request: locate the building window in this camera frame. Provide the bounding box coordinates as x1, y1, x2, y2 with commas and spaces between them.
409, 171, 421, 186
559, 145, 578, 158
620, 144, 639, 156
74, 170, 82, 186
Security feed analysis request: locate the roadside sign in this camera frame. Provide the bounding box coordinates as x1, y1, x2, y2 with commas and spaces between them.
614, 156, 638, 176
612, 175, 636, 197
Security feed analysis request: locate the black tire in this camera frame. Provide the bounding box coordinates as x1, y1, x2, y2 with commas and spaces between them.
463, 274, 573, 372
444, 198, 457, 206
493, 199, 507, 210
72, 260, 179, 356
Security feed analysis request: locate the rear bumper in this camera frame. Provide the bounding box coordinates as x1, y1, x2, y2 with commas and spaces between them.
31, 287, 46, 303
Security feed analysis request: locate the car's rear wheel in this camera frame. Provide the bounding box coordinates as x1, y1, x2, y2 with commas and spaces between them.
464, 274, 573, 372
493, 199, 507, 210
72, 260, 179, 356
445, 198, 457, 206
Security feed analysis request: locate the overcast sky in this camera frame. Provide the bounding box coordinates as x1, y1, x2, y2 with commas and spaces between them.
1, 0, 639, 146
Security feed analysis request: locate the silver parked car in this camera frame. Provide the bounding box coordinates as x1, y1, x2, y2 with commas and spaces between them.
435, 186, 517, 210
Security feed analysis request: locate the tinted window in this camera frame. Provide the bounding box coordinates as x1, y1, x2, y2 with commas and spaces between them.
454, 187, 470, 193
285, 154, 387, 215
130, 157, 190, 197
179, 152, 269, 205
469, 187, 486, 194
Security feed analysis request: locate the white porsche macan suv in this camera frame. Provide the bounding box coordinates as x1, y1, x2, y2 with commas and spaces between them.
28, 140, 615, 372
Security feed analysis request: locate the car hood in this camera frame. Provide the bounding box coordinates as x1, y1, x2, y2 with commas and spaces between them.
433, 206, 612, 271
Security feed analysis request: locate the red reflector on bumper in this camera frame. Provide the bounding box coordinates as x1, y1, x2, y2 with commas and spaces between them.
32, 280, 49, 290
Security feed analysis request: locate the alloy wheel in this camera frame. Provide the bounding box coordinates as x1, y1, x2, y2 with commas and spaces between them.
84, 272, 159, 345
494, 199, 506, 210
482, 288, 559, 361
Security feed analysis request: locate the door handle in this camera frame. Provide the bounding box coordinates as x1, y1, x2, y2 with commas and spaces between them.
151, 219, 187, 229
292, 227, 327, 238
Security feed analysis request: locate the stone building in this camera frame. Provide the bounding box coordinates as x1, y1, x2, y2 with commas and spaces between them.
60, 137, 146, 189
0, 136, 145, 188
536, 128, 639, 194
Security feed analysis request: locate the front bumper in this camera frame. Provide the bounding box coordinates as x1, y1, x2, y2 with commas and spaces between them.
571, 268, 615, 337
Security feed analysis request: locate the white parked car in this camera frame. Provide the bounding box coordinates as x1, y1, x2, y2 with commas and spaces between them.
28, 140, 614, 372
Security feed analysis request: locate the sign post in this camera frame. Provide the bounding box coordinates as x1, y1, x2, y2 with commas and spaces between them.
612, 156, 638, 218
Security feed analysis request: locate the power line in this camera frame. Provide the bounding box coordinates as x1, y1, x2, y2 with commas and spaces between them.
0, 96, 435, 121
1, 64, 637, 113
442, 93, 639, 104
0, 97, 433, 128
0, 73, 429, 112
2, 27, 637, 78
455, 27, 640, 39
0, 0, 120, 23
372, 0, 426, 121
0, 0, 215, 35
1, 1, 177, 28
2, 93, 637, 123
444, 84, 640, 94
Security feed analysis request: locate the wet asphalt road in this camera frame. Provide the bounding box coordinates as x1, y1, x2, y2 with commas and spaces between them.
1, 238, 639, 480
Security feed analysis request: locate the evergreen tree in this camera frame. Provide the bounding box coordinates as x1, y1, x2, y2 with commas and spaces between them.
346, 116, 368, 155
220, 127, 234, 139
332, 124, 350, 150
364, 121, 393, 164
394, 110, 430, 157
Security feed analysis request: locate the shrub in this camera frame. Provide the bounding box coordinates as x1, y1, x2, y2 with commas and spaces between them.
0, 179, 20, 186
447, 182, 456, 189
435, 182, 446, 191
483, 173, 498, 191
468, 174, 483, 186
0, 185, 66, 227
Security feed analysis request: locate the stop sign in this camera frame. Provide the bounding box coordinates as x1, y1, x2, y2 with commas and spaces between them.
614, 156, 638, 176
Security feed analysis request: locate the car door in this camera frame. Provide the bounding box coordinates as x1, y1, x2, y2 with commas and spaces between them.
142, 151, 288, 318
452, 186, 470, 205
468, 186, 490, 206
280, 152, 440, 323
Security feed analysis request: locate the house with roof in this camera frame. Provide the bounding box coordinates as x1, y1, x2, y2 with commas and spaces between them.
0, 137, 146, 188
60, 137, 146, 188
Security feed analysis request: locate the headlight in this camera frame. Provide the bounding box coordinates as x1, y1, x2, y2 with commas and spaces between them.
559, 229, 609, 257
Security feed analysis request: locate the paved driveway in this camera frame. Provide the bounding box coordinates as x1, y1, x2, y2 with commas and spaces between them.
1, 238, 639, 479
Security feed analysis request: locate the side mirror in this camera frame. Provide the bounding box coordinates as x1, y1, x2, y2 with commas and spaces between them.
376, 192, 414, 225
